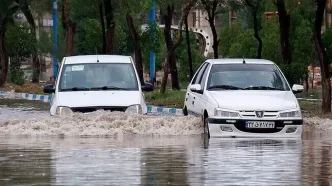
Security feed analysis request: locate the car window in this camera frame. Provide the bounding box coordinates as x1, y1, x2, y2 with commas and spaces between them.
200, 63, 211, 90
192, 62, 208, 84
59, 63, 139, 91
207, 64, 290, 91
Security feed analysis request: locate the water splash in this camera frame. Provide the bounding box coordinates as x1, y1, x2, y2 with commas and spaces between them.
0, 111, 203, 137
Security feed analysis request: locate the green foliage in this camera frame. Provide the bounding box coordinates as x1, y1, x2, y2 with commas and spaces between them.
261, 18, 281, 63
175, 31, 207, 84
141, 24, 166, 72
228, 29, 257, 58
38, 30, 52, 55
5, 23, 35, 85
219, 21, 244, 57
76, 18, 102, 55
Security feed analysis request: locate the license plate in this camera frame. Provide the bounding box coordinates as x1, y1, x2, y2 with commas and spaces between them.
245, 121, 275, 129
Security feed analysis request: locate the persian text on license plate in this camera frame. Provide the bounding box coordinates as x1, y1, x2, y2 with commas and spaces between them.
245, 121, 275, 129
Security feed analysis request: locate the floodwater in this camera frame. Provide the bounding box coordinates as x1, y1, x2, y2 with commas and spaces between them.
1, 98, 332, 185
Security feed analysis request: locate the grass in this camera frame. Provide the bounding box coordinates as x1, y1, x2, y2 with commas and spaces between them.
144, 90, 185, 108
0, 82, 45, 94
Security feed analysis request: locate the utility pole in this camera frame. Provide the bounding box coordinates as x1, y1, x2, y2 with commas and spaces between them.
52, 0, 58, 81
149, 0, 156, 85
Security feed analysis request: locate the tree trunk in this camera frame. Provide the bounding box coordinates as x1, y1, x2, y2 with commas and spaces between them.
61, 0, 76, 56
305, 70, 309, 92
312, 69, 314, 89
104, 0, 115, 54
275, 0, 292, 64
126, 13, 144, 85
19, 0, 40, 82
252, 10, 262, 59
160, 5, 181, 92
160, 1, 195, 93
210, 19, 219, 59
184, 15, 194, 79
0, 26, 8, 87
99, 0, 106, 54
201, 0, 219, 58
313, 0, 331, 113
66, 24, 76, 56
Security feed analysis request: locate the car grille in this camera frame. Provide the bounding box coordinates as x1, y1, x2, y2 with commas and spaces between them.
239, 111, 279, 118
70, 106, 128, 113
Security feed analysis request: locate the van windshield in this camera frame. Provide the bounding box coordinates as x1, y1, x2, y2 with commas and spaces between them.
58, 63, 139, 91
207, 64, 290, 91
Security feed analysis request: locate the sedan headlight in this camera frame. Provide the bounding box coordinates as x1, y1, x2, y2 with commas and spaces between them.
56, 106, 73, 116
125, 104, 143, 115
279, 110, 301, 118
214, 108, 240, 118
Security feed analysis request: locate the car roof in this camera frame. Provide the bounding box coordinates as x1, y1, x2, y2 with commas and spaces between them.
63, 55, 132, 64
206, 58, 275, 65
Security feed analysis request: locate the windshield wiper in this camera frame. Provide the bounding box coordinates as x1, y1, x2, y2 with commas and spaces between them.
62, 87, 91, 91
208, 85, 243, 90
244, 86, 284, 91
90, 86, 128, 90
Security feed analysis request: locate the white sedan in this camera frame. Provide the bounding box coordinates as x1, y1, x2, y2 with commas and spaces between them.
183, 59, 304, 139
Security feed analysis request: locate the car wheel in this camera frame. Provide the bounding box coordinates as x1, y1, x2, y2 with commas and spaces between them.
204, 117, 210, 139
183, 106, 188, 116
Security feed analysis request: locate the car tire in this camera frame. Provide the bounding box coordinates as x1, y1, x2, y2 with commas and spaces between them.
183, 106, 188, 116
204, 117, 210, 139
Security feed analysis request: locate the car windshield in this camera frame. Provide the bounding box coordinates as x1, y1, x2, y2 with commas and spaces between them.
207, 64, 290, 91
58, 63, 139, 91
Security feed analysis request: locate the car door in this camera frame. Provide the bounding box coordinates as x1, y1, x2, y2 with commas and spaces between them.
186, 62, 208, 115
192, 63, 211, 116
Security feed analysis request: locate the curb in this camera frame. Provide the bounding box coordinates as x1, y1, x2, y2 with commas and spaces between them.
0, 91, 184, 115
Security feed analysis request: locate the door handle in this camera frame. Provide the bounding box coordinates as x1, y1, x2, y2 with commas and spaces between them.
192, 101, 194, 105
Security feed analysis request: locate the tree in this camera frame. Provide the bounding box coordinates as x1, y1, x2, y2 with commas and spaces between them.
103, 0, 116, 54
200, 0, 225, 58
99, 0, 106, 53
121, 0, 150, 85
274, 0, 292, 64
313, 0, 331, 113
5, 23, 35, 85
243, 0, 264, 59
0, 0, 19, 87
61, 0, 76, 56
159, 0, 196, 93
17, 0, 40, 83
184, 12, 194, 79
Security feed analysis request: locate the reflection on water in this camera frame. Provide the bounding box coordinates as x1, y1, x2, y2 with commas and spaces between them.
0, 135, 332, 186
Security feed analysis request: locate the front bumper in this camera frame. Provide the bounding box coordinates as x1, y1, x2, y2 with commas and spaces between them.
208, 118, 303, 138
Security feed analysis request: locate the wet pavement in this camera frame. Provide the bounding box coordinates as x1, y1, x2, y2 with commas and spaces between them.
1, 98, 332, 185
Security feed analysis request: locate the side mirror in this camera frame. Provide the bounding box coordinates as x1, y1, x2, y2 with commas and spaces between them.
292, 84, 304, 94
190, 84, 203, 93
43, 84, 55, 94
142, 82, 154, 92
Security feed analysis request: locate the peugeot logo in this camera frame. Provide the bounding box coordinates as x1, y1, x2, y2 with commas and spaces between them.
255, 111, 264, 118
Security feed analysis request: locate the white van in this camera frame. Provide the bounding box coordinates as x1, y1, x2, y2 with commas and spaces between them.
43, 55, 153, 116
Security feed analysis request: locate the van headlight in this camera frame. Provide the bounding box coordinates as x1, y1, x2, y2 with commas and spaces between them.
125, 104, 143, 115
279, 110, 301, 118
214, 108, 240, 118
56, 106, 73, 115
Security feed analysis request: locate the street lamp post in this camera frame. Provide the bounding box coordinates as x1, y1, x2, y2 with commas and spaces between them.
52, 0, 58, 81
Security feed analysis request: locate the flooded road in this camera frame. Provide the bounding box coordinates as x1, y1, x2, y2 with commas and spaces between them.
1, 135, 332, 186
1, 98, 332, 185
